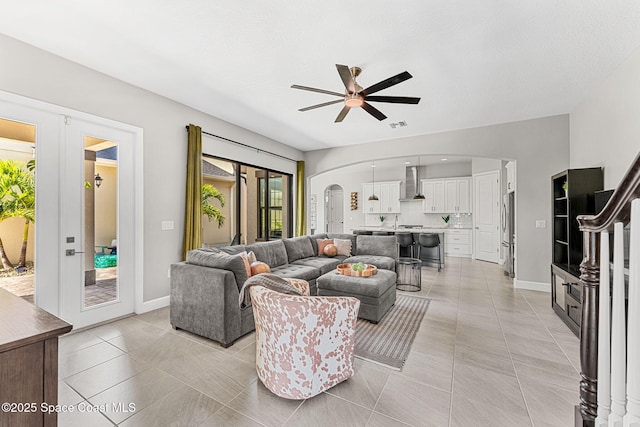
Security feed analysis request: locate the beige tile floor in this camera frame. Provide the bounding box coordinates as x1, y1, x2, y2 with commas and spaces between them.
57, 258, 580, 426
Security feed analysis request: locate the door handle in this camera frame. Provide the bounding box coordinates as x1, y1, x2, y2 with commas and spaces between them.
65, 249, 85, 256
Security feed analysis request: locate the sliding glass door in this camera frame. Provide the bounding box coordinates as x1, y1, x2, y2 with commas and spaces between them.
201, 155, 292, 247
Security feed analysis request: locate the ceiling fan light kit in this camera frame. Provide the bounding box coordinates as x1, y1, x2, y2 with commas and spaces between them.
292, 64, 421, 123
345, 93, 364, 108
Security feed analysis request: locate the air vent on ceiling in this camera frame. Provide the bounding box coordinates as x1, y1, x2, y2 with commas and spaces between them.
389, 121, 408, 129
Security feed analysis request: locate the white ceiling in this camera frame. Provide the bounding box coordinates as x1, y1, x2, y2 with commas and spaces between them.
2, 1, 640, 152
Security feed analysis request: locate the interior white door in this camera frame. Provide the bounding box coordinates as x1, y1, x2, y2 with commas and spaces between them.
474, 170, 500, 263
60, 117, 135, 328
328, 189, 343, 233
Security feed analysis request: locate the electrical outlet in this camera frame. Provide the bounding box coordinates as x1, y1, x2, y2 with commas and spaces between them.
161, 221, 174, 230
535, 220, 546, 228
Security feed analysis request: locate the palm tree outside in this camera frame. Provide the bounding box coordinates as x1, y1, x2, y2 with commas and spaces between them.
0, 159, 35, 270
202, 183, 225, 228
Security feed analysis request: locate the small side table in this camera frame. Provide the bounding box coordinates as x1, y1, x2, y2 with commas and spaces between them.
396, 257, 422, 292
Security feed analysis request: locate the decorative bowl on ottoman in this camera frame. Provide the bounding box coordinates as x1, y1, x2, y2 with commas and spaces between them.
337, 263, 377, 277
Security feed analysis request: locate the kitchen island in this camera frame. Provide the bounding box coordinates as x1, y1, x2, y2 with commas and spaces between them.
352, 225, 474, 262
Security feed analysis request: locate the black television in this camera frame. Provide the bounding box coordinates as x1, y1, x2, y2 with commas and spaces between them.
595, 189, 614, 214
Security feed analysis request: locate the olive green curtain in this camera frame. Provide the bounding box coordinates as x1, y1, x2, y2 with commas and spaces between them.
182, 124, 202, 260
295, 160, 305, 236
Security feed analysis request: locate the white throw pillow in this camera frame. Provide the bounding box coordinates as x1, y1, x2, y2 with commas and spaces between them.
333, 238, 352, 256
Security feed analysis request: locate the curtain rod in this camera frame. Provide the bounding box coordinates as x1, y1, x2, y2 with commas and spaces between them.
185, 125, 297, 163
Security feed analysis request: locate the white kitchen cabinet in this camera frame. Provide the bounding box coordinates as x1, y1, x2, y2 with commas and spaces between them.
422, 179, 446, 213
422, 177, 470, 213
451, 177, 471, 213
381, 182, 401, 213
506, 161, 515, 193
362, 181, 400, 214
445, 229, 472, 257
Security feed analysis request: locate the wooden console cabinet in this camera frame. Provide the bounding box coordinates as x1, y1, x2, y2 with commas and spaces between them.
0, 289, 72, 427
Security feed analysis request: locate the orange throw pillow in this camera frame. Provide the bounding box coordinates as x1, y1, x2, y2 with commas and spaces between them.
317, 239, 334, 256
323, 244, 338, 257
250, 261, 271, 275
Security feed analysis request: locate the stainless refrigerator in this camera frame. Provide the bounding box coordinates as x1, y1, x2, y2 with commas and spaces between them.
502, 192, 515, 278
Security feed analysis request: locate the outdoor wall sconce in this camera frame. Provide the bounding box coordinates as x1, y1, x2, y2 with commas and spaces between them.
94, 173, 103, 188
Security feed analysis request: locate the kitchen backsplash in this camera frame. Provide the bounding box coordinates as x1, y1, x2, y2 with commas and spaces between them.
364, 201, 473, 228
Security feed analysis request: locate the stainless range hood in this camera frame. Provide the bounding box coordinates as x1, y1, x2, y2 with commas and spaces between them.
401, 165, 425, 200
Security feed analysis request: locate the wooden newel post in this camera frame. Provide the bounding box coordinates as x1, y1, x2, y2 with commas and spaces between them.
577, 230, 600, 427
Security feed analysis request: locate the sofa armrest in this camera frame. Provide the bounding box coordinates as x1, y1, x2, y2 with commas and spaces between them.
283, 278, 310, 296
170, 262, 244, 345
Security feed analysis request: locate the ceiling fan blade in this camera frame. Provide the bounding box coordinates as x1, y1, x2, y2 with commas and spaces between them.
335, 106, 350, 123
365, 95, 421, 104
291, 84, 344, 98
362, 71, 413, 96
336, 64, 355, 94
361, 102, 387, 121
299, 99, 344, 112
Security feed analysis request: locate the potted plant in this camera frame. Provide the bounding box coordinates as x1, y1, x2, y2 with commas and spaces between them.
562, 181, 568, 197
379, 215, 386, 224
441, 215, 451, 227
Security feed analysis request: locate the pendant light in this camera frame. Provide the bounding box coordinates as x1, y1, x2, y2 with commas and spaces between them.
413, 156, 425, 199
368, 161, 379, 201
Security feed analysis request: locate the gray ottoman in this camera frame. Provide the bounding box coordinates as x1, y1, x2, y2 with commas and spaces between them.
317, 269, 397, 323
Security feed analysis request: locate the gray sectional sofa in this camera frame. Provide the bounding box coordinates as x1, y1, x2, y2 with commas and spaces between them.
170, 233, 397, 347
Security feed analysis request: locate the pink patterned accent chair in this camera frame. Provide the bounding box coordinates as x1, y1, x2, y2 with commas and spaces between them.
250, 279, 360, 399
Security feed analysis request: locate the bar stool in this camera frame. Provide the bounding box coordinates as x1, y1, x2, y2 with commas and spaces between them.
395, 232, 415, 258
417, 233, 441, 271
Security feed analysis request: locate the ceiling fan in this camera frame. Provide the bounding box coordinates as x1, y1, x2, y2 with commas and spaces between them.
291, 64, 421, 123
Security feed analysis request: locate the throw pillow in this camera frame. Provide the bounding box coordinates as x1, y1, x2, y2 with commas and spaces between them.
316, 239, 334, 256
333, 238, 352, 256
238, 251, 252, 277
247, 250, 257, 264
250, 261, 271, 275
323, 244, 338, 257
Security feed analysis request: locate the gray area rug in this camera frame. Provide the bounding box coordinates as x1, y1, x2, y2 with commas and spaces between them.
355, 295, 430, 370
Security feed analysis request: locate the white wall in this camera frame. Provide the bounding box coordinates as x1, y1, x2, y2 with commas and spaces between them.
570, 45, 640, 189
425, 162, 471, 178
306, 115, 570, 286
0, 34, 303, 302
472, 158, 502, 175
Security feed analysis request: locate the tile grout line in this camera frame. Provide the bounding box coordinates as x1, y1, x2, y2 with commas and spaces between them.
486, 271, 535, 427
518, 289, 581, 374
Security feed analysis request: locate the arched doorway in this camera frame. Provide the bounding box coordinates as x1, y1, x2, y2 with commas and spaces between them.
324, 184, 344, 234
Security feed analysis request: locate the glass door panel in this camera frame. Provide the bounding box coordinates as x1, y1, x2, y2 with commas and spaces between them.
84, 137, 118, 308
203, 157, 293, 245
0, 118, 36, 303
202, 156, 238, 247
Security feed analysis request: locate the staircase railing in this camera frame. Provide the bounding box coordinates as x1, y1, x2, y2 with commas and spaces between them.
576, 150, 640, 426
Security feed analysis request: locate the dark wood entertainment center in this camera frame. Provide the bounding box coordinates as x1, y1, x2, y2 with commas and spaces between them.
550, 168, 603, 336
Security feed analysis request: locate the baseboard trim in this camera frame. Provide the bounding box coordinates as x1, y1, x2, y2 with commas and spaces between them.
515, 279, 550, 292
136, 295, 169, 314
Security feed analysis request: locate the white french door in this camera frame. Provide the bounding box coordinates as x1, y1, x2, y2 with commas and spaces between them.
473, 170, 500, 263
60, 117, 135, 328
0, 91, 140, 329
